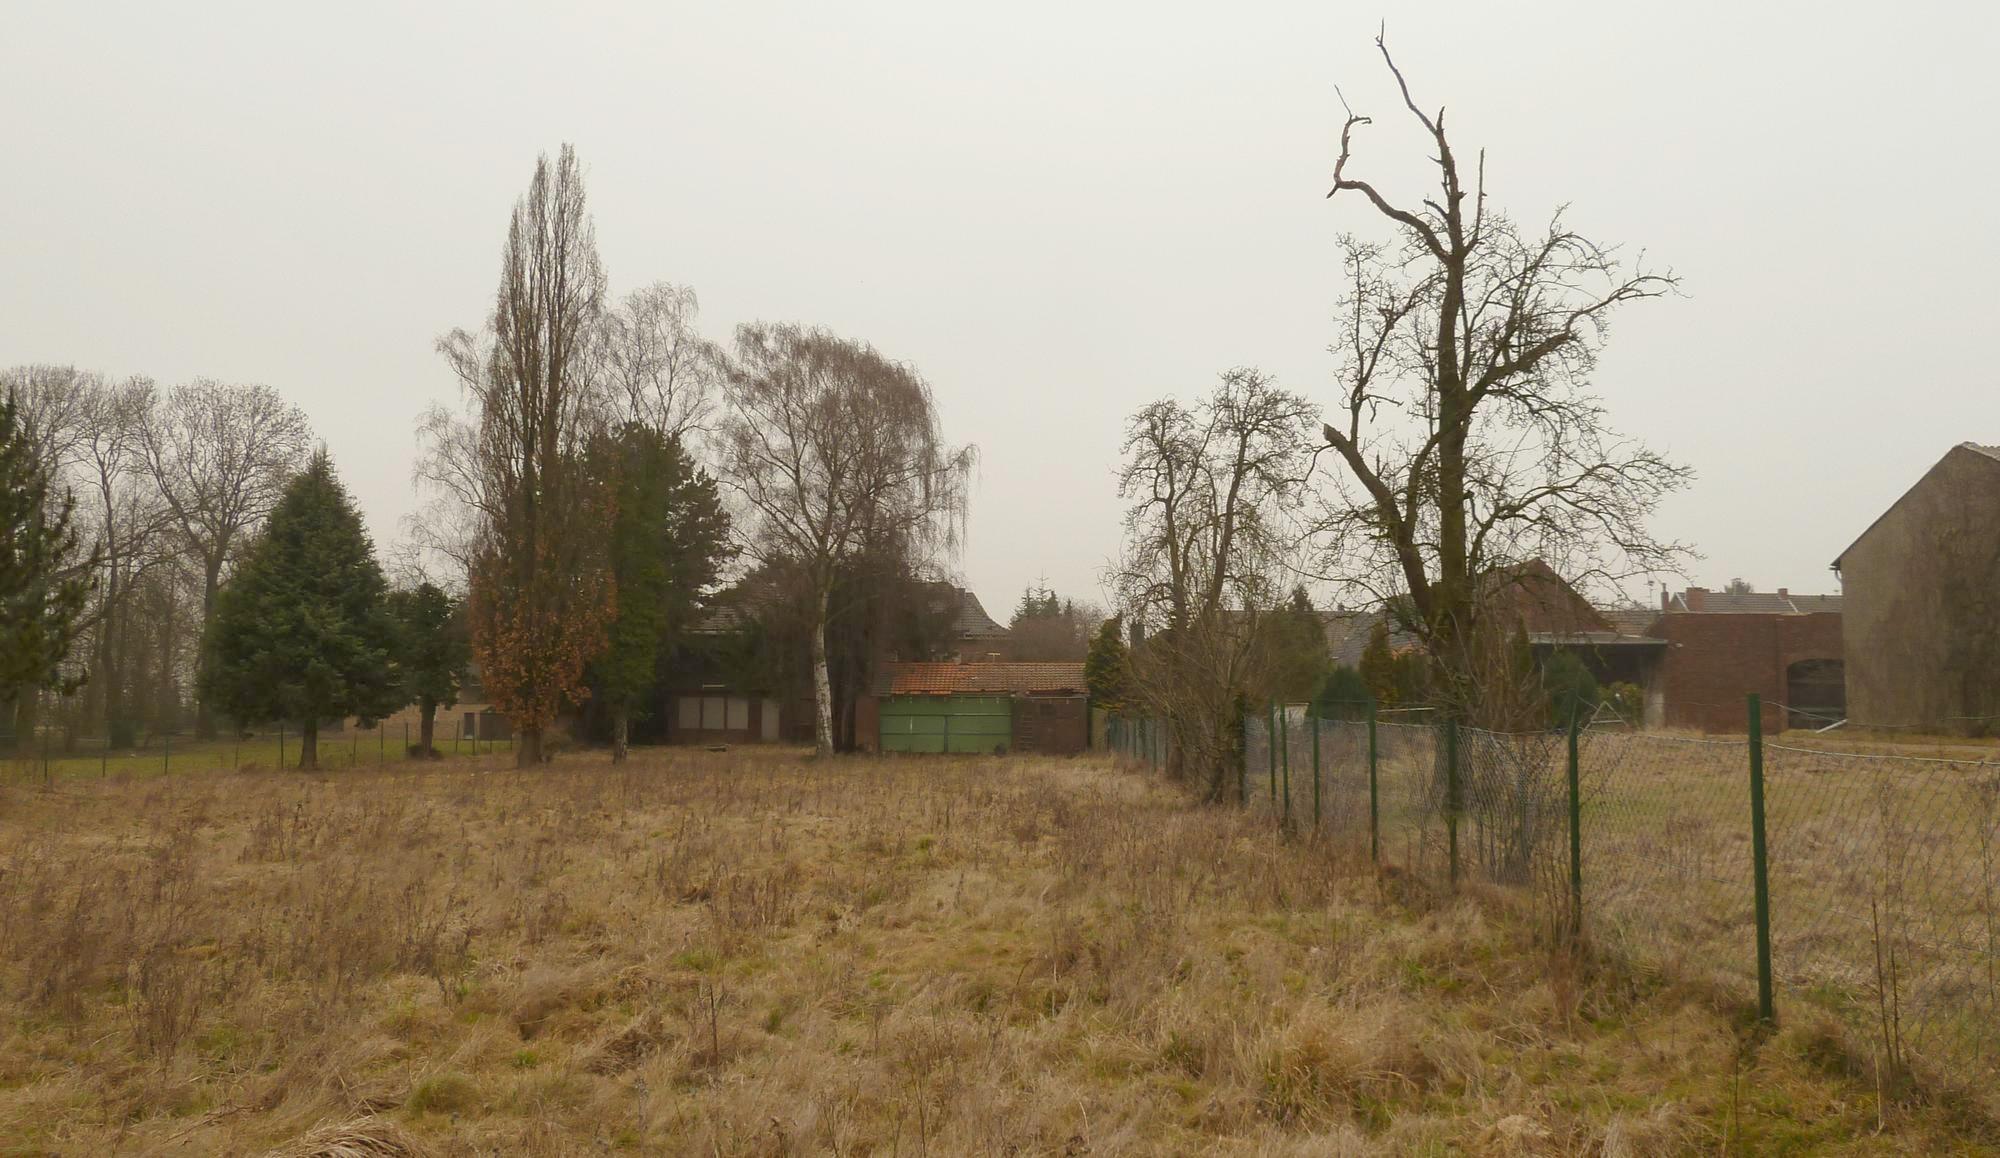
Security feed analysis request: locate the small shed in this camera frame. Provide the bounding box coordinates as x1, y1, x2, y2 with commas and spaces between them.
861, 662, 1089, 756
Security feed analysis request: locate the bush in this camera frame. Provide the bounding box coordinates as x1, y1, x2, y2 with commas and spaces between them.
1315, 665, 1372, 720
1540, 650, 1599, 727
1603, 682, 1643, 728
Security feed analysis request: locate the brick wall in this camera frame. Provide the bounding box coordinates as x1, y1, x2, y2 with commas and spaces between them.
1011, 696, 1088, 755
1655, 612, 1843, 732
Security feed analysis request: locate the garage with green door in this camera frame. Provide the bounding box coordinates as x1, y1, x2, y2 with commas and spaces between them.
877, 694, 1013, 754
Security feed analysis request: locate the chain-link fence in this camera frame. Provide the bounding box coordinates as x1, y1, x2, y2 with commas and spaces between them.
1110, 696, 2000, 1104
3, 718, 515, 784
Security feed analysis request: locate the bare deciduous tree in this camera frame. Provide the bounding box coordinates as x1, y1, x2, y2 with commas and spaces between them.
718, 323, 973, 756
1112, 368, 1317, 799
1317, 32, 1691, 714
142, 380, 312, 738
430, 143, 612, 767
601, 282, 716, 445
73, 376, 174, 744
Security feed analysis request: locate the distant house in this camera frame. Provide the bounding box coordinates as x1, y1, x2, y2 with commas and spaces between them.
1648, 586, 1844, 732
930, 583, 1011, 661
1833, 443, 2000, 732
1316, 561, 1849, 732
1321, 561, 1668, 720
855, 661, 1089, 755
659, 583, 1012, 746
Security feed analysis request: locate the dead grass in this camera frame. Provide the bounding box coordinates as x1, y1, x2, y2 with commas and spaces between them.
0, 748, 1991, 1155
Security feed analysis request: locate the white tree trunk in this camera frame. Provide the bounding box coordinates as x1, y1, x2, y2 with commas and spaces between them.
811, 586, 834, 757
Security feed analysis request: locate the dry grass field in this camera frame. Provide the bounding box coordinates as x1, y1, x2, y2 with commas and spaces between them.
1, 749, 1995, 1156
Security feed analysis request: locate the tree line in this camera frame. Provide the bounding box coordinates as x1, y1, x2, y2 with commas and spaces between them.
3, 143, 981, 768
1109, 34, 1691, 799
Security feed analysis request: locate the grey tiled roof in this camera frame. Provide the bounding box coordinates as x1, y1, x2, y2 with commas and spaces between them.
1665, 591, 1843, 615
1597, 607, 1663, 638
952, 589, 1009, 638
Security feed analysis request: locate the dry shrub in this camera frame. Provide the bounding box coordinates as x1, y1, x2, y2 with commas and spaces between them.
261, 1114, 433, 1158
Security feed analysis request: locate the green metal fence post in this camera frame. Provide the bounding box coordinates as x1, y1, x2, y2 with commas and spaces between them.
1310, 700, 1321, 830
1237, 702, 1248, 807
1445, 717, 1461, 887
42, 729, 51, 785
279, 724, 285, 769
1280, 704, 1292, 828
1266, 701, 1277, 807
1368, 699, 1380, 863
1748, 693, 1776, 1025
163, 733, 170, 777
1567, 706, 1583, 944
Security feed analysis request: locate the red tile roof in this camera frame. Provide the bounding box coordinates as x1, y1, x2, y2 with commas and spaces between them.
878, 662, 1087, 696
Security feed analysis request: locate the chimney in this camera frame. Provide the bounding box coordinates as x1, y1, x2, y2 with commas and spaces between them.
1661, 589, 1670, 612
1685, 586, 1708, 612
1777, 587, 1789, 599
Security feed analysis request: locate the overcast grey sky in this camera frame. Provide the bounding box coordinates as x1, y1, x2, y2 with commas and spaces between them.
5, 2, 1996, 616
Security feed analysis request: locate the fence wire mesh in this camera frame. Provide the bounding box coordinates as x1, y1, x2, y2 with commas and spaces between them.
1118, 703, 2000, 1104
3, 719, 514, 784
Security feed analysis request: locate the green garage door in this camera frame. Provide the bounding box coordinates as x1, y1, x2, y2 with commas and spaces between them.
879, 695, 1013, 754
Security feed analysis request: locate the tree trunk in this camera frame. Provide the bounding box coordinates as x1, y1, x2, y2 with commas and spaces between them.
612, 706, 629, 763
419, 699, 437, 756
811, 587, 835, 757
9, 695, 32, 757
194, 559, 221, 740
517, 725, 542, 768
298, 720, 318, 770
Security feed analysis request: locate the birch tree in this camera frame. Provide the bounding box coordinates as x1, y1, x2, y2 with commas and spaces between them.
718, 323, 972, 756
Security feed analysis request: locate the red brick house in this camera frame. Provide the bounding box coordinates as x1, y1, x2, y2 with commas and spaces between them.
1648, 587, 1844, 732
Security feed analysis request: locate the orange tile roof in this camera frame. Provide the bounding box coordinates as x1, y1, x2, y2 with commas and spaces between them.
879, 662, 1087, 696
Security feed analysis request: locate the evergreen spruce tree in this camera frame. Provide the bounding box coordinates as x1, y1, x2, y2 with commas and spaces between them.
1357, 618, 1398, 707
202, 450, 399, 769
0, 392, 95, 747
588, 424, 731, 761
1084, 615, 1130, 710
386, 581, 468, 756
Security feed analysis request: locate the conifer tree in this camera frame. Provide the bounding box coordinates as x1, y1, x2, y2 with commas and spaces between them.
386, 581, 467, 756
1084, 616, 1130, 710
0, 391, 95, 745
588, 423, 731, 760
202, 451, 399, 769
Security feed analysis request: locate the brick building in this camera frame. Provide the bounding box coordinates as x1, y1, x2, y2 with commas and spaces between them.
856, 662, 1089, 755
1649, 587, 1844, 732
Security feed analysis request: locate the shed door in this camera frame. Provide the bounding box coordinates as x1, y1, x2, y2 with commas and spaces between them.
878, 696, 1013, 754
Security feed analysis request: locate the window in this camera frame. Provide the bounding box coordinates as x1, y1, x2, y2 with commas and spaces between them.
677, 696, 700, 731
727, 696, 750, 730
701, 696, 726, 730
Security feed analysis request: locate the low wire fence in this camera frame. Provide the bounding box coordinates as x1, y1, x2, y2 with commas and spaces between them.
1109, 697, 2000, 1106
4, 719, 515, 784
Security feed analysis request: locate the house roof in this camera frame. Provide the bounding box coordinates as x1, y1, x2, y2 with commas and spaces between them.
1834, 442, 2000, 570
1664, 591, 1843, 615
949, 588, 1009, 639
692, 581, 1009, 640
1528, 631, 1666, 648
876, 661, 1086, 696
1596, 606, 1664, 638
